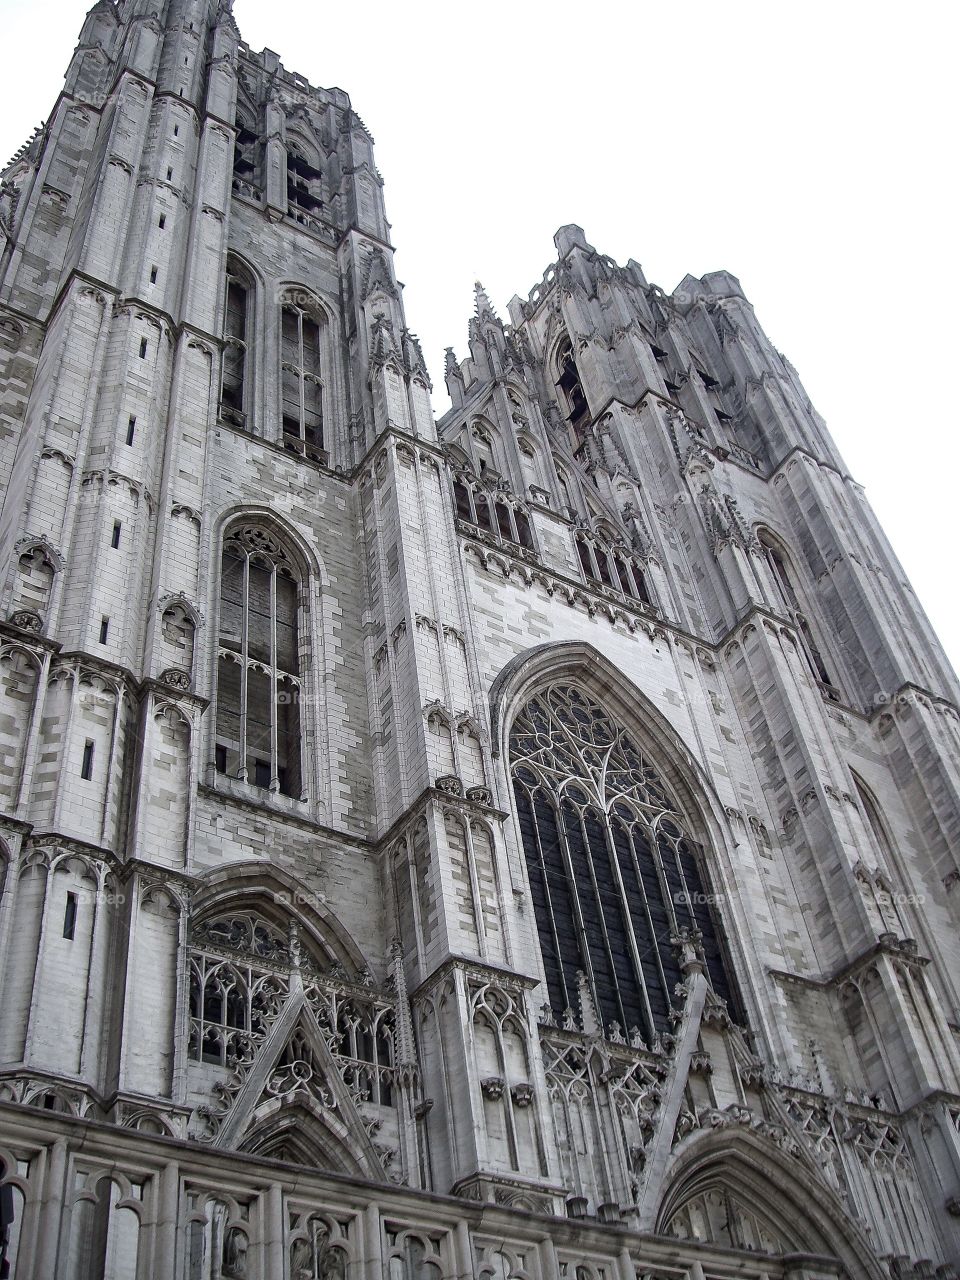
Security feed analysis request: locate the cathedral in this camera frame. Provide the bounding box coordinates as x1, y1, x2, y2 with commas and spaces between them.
1, 1, 960, 1276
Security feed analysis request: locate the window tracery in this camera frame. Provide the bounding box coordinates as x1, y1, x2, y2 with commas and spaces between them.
215, 524, 303, 798
188, 910, 397, 1107
575, 530, 649, 605
232, 114, 261, 199
287, 144, 323, 219
510, 684, 736, 1043
289, 1214, 350, 1279
556, 338, 589, 440
281, 300, 325, 463
453, 474, 533, 551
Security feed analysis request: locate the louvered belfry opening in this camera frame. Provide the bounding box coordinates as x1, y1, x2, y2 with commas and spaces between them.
510, 684, 736, 1043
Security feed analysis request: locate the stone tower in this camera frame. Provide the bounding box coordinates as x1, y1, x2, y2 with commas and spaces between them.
0, 3, 958, 1278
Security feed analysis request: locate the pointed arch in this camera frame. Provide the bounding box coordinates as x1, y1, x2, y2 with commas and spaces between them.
216, 995, 389, 1181
190, 862, 370, 978
657, 1127, 887, 1280
754, 524, 841, 699
493, 642, 745, 1042
213, 516, 309, 796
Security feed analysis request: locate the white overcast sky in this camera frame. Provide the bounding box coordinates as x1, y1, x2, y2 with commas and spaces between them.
2, 0, 958, 679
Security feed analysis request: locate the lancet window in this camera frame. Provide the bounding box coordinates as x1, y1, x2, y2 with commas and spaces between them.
510, 684, 736, 1043
453, 475, 533, 550
287, 145, 323, 217
232, 116, 261, 199
575, 532, 649, 604
757, 530, 840, 700
281, 301, 325, 463
556, 338, 589, 439
215, 524, 303, 797
220, 259, 252, 426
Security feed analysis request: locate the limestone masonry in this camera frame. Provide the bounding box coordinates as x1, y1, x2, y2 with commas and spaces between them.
0, 2, 959, 1277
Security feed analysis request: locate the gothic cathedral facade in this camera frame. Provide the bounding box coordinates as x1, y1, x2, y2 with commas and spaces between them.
0, 2, 959, 1278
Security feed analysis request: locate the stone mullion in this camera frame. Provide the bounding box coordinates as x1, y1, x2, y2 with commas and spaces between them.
238, 551, 250, 780
268, 565, 279, 790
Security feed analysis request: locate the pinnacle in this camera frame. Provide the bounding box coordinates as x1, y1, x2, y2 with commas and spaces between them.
473, 281, 499, 322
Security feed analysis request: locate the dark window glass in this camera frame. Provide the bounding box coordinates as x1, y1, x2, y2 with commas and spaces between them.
510, 684, 739, 1042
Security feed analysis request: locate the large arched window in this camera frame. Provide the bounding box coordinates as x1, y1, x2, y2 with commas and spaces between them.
510, 684, 736, 1043
215, 525, 303, 797
281, 300, 325, 463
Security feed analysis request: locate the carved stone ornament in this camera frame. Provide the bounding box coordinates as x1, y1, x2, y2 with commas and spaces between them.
9, 609, 42, 632
466, 785, 493, 806
510, 1081, 534, 1108
159, 667, 192, 690
481, 1075, 505, 1100
435, 774, 463, 797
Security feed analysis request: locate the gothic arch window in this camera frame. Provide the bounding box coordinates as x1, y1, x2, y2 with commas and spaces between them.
215, 523, 303, 797
220, 257, 253, 427
453, 474, 533, 550
286, 138, 323, 219
188, 910, 305, 1065
575, 531, 649, 605
510, 683, 737, 1043
281, 296, 326, 463
757, 529, 840, 701
232, 113, 261, 198
555, 338, 589, 440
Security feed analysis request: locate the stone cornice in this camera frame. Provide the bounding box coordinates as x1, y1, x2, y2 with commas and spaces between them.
769, 935, 930, 993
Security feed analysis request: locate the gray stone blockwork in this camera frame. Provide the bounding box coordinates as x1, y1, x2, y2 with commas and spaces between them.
0, 3, 958, 1278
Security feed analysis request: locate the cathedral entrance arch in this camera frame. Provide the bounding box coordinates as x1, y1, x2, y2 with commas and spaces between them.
657, 1127, 888, 1280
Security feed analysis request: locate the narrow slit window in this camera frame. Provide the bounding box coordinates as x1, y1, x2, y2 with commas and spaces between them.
111, 521, 122, 548
149, 266, 158, 284
99, 616, 109, 644
81, 740, 95, 780
139, 338, 148, 359
126, 416, 136, 445
158, 214, 166, 229
63, 893, 78, 941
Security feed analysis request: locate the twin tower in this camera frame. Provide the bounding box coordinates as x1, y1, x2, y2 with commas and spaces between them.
0, 2, 958, 1277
